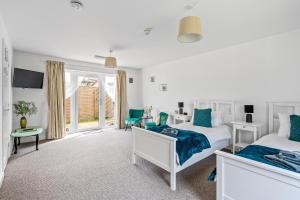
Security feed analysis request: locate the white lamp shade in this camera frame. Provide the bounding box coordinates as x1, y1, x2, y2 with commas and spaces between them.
178, 16, 202, 43
105, 56, 117, 68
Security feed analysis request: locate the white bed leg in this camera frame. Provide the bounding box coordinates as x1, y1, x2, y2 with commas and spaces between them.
170, 171, 176, 191
170, 140, 176, 191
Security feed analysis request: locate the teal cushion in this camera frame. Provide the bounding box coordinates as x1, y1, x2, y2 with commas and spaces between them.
193, 108, 212, 128
145, 122, 156, 129
289, 115, 300, 142
129, 109, 144, 118
146, 122, 156, 126
159, 112, 168, 126
125, 118, 142, 125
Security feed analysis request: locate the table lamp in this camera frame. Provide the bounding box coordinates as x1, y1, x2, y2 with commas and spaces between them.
244, 105, 254, 123
178, 102, 184, 114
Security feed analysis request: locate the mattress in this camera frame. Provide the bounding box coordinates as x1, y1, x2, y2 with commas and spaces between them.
171, 122, 231, 145
254, 133, 300, 152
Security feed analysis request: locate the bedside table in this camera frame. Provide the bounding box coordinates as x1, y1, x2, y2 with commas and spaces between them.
231, 121, 262, 154
171, 114, 192, 124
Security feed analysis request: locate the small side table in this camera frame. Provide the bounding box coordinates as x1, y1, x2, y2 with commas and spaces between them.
172, 114, 192, 124
11, 127, 43, 154
231, 121, 262, 154
141, 116, 153, 128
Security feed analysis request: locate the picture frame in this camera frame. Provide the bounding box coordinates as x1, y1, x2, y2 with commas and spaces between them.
129, 77, 133, 83
150, 76, 155, 83
159, 84, 167, 91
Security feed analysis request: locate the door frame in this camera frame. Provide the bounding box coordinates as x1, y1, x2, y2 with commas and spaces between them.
66, 70, 116, 133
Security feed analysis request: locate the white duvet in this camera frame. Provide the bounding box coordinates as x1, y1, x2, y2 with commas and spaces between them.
254, 133, 300, 152
171, 122, 231, 145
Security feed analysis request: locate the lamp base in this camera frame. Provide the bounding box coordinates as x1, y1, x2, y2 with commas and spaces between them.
179, 108, 183, 114
246, 114, 253, 123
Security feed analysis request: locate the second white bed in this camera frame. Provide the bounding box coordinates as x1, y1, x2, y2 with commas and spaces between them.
215, 102, 300, 200
254, 133, 300, 152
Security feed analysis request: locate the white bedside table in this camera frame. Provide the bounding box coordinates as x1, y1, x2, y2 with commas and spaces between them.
231, 121, 262, 154
171, 114, 192, 124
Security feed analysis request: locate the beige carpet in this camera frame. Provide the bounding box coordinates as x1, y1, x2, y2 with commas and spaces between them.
0, 129, 216, 200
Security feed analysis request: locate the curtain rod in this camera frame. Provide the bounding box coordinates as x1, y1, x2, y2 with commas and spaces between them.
40, 60, 119, 72
40, 60, 104, 68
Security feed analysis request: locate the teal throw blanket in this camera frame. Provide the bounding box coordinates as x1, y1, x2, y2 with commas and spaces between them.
208, 145, 300, 182
148, 125, 211, 165
238, 145, 300, 172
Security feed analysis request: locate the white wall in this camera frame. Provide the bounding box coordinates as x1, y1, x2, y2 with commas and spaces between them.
142, 29, 300, 135
126, 67, 143, 109
13, 51, 142, 140
0, 14, 13, 186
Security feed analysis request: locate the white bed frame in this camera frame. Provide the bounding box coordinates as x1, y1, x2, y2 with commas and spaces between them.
132, 100, 235, 191
216, 102, 300, 200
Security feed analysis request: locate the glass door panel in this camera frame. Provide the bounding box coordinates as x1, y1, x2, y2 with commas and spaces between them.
65, 97, 71, 133
65, 72, 72, 133
104, 76, 116, 127
77, 76, 100, 130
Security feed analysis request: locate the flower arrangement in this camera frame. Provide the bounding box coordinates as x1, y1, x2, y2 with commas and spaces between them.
13, 101, 37, 128
144, 106, 153, 117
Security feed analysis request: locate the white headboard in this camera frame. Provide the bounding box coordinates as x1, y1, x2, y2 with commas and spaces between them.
193, 100, 235, 124
268, 102, 300, 133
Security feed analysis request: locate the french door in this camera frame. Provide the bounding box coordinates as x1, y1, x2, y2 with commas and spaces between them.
65, 70, 116, 133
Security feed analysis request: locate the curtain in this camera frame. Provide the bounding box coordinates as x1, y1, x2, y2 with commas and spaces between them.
116, 70, 128, 129
47, 60, 66, 139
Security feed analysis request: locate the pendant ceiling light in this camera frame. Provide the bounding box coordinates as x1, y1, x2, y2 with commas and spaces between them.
105, 50, 117, 68
177, 16, 202, 43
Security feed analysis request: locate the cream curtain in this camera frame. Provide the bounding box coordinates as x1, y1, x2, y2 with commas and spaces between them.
116, 70, 128, 129
47, 61, 66, 139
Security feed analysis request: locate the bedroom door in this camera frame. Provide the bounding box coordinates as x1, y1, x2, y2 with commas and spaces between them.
1, 38, 11, 170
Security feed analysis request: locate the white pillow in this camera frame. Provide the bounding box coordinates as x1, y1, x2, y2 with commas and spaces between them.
278, 113, 290, 138
212, 111, 224, 127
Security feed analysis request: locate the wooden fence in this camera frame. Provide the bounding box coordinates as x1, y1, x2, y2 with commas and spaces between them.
65, 86, 114, 123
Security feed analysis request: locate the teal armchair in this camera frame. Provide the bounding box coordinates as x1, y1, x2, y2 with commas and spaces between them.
125, 109, 144, 131
145, 112, 168, 129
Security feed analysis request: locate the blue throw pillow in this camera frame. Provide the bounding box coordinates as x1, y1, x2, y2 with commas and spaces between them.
289, 115, 300, 142
193, 108, 212, 128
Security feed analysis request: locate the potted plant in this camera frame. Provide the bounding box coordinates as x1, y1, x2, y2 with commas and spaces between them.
13, 101, 37, 129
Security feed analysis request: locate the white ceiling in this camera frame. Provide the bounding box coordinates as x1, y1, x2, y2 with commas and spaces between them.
0, 0, 300, 68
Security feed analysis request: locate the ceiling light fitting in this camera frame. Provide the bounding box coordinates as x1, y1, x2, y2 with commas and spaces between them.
144, 27, 153, 36
70, 0, 84, 11
184, 0, 199, 10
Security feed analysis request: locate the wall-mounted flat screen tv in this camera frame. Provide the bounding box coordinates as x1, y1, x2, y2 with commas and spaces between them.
13, 68, 44, 89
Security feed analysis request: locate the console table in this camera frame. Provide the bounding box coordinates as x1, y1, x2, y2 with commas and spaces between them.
11, 127, 43, 154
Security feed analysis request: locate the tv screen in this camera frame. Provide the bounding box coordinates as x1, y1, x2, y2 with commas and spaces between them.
13, 68, 44, 89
